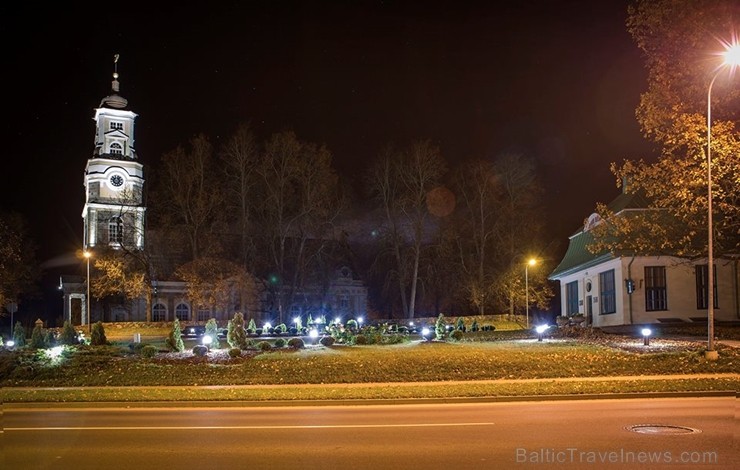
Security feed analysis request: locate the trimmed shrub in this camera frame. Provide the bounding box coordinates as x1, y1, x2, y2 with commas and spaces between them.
128, 342, 146, 353
319, 336, 335, 347
30, 324, 46, 349
44, 330, 56, 347
91, 321, 108, 346
247, 318, 257, 334
435, 313, 446, 340
205, 318, 221, 349
257, 341, 272, 351
12, 322, 26, 348
59, 321, 78, 345
273, 338, 286, 348
456, 317, 465, 331
471, 319, 479, 332
449, 329, 464, 341
166, 318, 185, 352
227, 313, 249, 349
193, 345, 208, 357
228, 347, 241, 358
354, 334, 368, 345
287, 337, 305, 349
141, 344, 158, 358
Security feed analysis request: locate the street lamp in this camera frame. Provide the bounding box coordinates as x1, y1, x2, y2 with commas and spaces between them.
84, 251, 92, 334
705, 42, 740, 359
525, 258, 537, 329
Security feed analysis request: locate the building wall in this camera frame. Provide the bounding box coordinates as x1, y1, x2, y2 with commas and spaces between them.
555, 256, 740, 326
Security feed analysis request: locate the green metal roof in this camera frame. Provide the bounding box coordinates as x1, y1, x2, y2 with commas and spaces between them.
549, 189, 650, 279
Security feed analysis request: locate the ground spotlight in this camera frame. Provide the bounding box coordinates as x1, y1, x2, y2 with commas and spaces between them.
536, 325, 549, 342
641, 328, 652, 346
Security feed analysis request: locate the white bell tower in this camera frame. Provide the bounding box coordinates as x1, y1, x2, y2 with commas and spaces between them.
82, 55, 145, 250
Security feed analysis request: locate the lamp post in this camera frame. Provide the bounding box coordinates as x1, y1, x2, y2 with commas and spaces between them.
525, 258, 537, 329
705, 43, 740, 360
84, 251, 92, 334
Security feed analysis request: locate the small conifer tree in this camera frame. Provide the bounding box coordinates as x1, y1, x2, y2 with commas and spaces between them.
91, 321, 107, 346
59, 321, 78, 345
205, 318, 220, 349
435, 313, 446, 340
247, 318, 257, 334
166, 318, 185, 352
44, 329, 56, 348
227, 312, 248, 349
30, 323, 46, 349
13, 322, 26, 348
456, 317, 465, 331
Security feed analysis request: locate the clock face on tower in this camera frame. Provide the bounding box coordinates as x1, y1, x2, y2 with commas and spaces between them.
110, 174, 124, 188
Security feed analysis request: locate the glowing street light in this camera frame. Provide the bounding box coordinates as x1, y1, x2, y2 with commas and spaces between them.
536, 324, 548, 342
705, 42, 740, 360
83, 251, 92, 334
525, 258, 537, 329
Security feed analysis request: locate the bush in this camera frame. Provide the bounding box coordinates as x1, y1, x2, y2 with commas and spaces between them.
228, 347, 241, 358
287, 337, 305, 349
449, 329, 464, 341
91, 321, 108, 346
319, 336, 335, 347
128, 342, 146, 353
227, 313, 249, 349
192, 345, 208, 357
141, 345, 158, 358
354, 334, 368, 345
30, 324, 46, 349
12, 322, 26, 348
205, 318, 221, 349
257, 341, 272, 351
435, 313, 446, 340
59, 321, 78, 345
273, 338, 286, 348
44, 330, 56, 348
166, 318, 185, 352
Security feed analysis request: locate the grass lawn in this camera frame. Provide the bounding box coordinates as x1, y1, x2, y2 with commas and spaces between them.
1, 327, 738, 403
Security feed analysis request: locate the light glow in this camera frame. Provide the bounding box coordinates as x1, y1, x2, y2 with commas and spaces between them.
6, 340, 15, 348
641, 328, 652, 337
202, 335, 213, 345
309, 329, 319, 339
47, 345, 64, 359
536, 325, 548, 334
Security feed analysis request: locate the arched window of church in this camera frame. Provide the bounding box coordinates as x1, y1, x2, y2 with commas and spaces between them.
152, 303, 167, 322
108, 216, 123, 244
175, 303, 190, 321
110, 142, 123, 155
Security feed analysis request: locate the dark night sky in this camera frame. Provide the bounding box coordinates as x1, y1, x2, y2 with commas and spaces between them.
3, 1, 656, 297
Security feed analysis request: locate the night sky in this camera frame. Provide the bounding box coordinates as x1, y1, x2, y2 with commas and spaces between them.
3, 1, 655, 300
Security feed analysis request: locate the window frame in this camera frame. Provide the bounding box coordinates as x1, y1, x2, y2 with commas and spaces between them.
644, 266, 668, 311
566, 281, 579, 315
599, 269, 616, 314
695, 264, 718, 310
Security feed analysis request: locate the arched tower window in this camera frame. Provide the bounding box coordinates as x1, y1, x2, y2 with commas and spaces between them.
110, 142, 123, 155
108, 216, 123, 244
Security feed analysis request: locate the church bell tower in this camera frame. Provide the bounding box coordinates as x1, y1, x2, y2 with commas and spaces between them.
82, 55, 145, 251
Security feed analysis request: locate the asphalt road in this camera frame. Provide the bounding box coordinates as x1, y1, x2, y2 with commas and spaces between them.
4, 396, 737, 469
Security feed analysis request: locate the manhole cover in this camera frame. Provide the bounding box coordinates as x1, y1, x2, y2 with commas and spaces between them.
626, 424, 701, 435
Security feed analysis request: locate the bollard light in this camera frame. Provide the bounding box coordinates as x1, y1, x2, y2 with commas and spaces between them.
536, 325, 549, 342
641, 328, 652, 346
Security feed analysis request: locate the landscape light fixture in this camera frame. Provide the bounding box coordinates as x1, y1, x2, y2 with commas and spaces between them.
421, 327, 431, 341
641, 328, 652, 346
705, 41, 740, 360
536, 324, 548, 342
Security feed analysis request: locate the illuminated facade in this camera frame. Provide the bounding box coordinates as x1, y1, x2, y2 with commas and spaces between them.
549, 187, 739, 327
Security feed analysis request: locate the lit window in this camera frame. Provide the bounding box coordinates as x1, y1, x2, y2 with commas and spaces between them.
108, 216, 123, 244
110, 142, 123, 155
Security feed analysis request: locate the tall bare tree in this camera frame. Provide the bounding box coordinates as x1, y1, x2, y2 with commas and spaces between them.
367, 140, 446, 319
159, 134, 223, 260
220, 122, 259, 270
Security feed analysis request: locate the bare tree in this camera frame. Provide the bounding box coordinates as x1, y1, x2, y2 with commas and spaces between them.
366, 140, 447, 319
159, 134, 223, 260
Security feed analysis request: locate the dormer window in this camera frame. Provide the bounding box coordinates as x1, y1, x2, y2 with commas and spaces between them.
110, 121, 123, 131
110, 142, 123, 155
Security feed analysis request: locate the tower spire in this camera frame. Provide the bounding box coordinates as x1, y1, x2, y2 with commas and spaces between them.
112, 54, 120, 93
